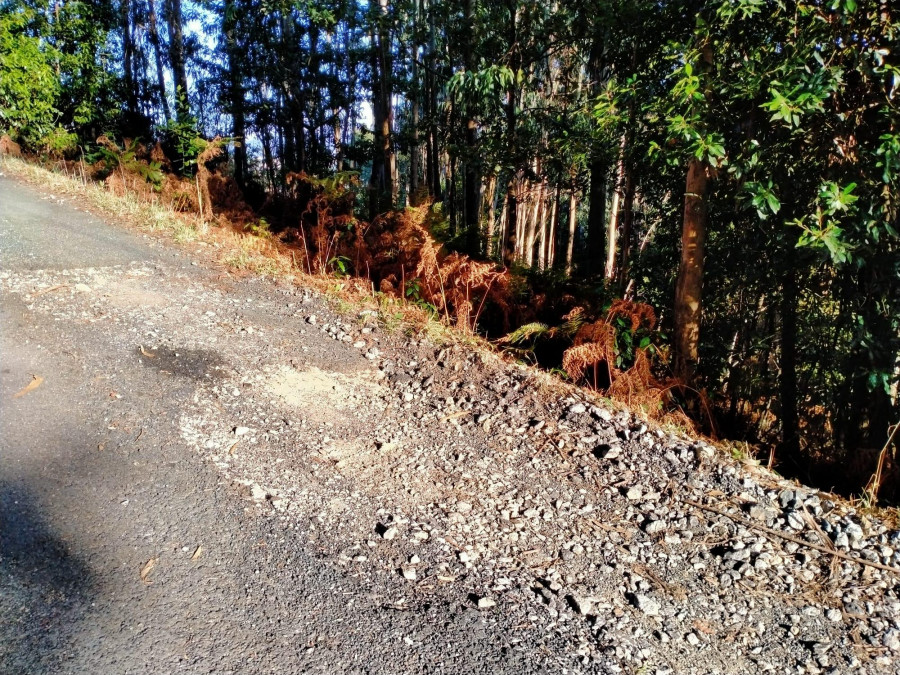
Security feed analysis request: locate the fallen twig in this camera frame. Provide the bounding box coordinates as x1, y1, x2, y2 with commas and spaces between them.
683, 499, 900, 576
32, 283, 69, 297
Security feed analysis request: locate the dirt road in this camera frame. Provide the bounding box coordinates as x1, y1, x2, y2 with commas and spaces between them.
0, 174, 553, 674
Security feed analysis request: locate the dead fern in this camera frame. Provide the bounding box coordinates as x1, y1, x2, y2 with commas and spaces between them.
607, 299, 656, 331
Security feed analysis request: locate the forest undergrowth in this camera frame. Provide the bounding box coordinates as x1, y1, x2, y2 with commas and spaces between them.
2, 140, 896, 509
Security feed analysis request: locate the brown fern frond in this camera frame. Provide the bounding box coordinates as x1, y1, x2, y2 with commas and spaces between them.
562, 323, 617, 384
607, 299, 657, 331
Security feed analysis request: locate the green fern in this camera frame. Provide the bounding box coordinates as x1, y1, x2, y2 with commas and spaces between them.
498, 322, 550, 345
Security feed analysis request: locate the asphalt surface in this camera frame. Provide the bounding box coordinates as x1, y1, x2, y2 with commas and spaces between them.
0, 175, 558, 674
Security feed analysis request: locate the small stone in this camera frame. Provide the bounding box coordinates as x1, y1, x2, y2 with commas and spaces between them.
749, 505, 768, 521
353, 340, 366, 349
786, 511, 805, 530
686, 632, 700, 646
74, 283, 92, 293
476, 597, 496, 610
409, 554, 420, 564
626, 486, 643, 501
845, 521, 864, 544
401, 567, 417, 581
644, 520, 667, 535
234, 426, 250, 436
883, 629, 900, 652
568, 403, 586, 414
250, 485, 268, 501
307, 315, 317, 325
825, 609, 842, 622
592, 406, 613, 422
568, 594, 594, 616
598, 445, 621, 459
629, 593, 660, 616
381, 525, 398, 540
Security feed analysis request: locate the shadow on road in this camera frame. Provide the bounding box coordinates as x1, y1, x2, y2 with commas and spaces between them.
0, 480, 94, 674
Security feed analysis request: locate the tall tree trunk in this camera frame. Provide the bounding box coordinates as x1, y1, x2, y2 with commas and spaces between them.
779, 265, 800, 468
565, 187, 578, 275
223, 0, 246, 188
121, 0, 137, 119
584, 40, 608, 277
673, 158, 709, 382
146, 0, 171, 123
503, 180, 519, 268
163, 0, 189, 121
409, 6, 420, 204
616, 169, 635, 289
461, 0, 480, 253
586, 157, 606, 276
369, 0, 395, 216
484, 173, 497, 257
501, 0, 520, 268
673, 43, 713, 383
381, 0, 396, 206
280, 13, 305, 173
544, 186, 559, 270
448, 158, 458, 234
604, 132, 629, 281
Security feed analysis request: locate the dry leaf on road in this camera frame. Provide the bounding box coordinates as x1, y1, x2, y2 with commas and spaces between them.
139, 558, 156, 584
13, 375, 43, 399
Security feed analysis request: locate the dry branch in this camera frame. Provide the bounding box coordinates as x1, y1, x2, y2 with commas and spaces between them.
683, 499, 900, 576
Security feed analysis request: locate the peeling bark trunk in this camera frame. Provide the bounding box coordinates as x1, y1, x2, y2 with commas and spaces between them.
673, 158, 709, 382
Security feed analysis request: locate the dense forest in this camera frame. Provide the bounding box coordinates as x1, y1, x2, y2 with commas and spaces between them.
1, 0, 898, 501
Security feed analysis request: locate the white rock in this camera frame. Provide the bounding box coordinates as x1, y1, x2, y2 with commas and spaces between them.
631, 594, 660, 616
476, 597, 496, 609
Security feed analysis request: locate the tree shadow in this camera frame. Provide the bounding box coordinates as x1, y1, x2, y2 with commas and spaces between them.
0, 480, 94, 674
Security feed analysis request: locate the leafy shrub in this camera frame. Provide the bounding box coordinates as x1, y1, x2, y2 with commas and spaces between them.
40, 127, 79, 158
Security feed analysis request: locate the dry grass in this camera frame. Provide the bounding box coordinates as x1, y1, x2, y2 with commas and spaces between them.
2, 155, 197, 240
